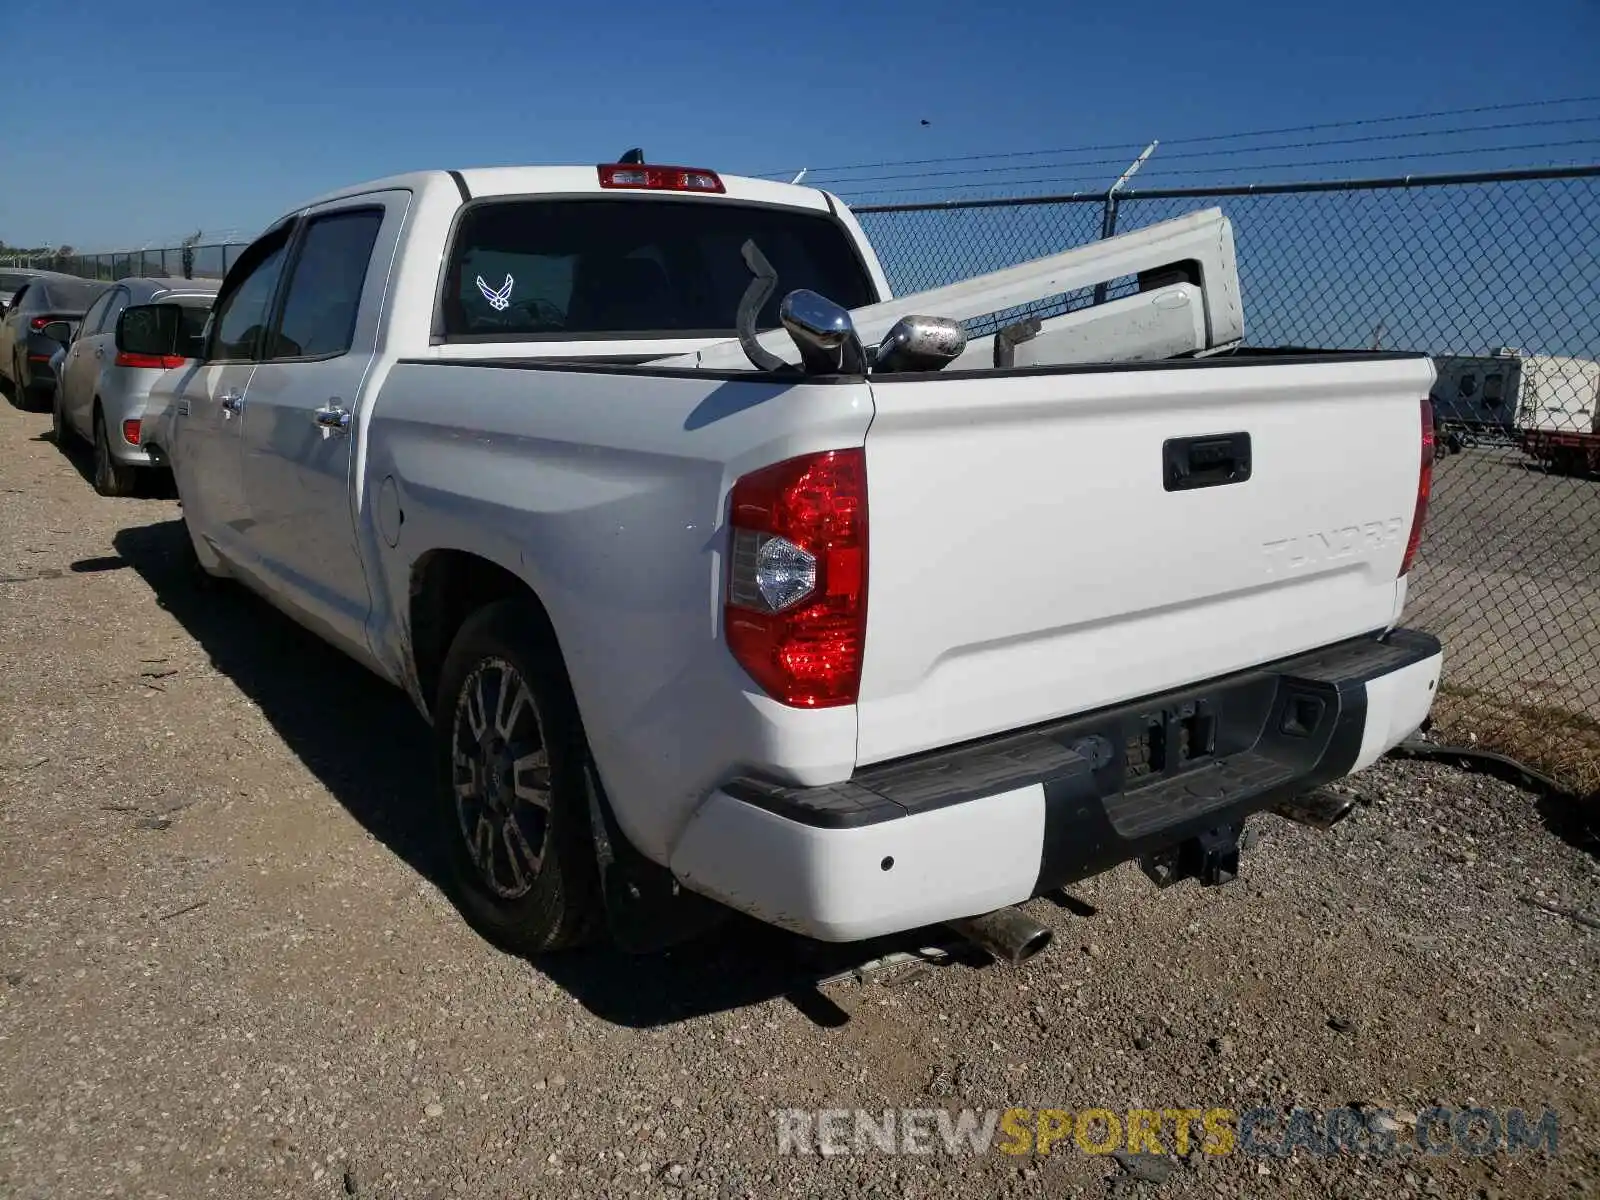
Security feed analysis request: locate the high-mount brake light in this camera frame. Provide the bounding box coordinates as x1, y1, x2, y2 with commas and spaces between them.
724, 449, 867, 708
1400, 397, 1434, 577
597, 164, 725, 194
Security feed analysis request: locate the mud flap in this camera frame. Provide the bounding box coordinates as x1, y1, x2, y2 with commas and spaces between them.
584, 765, 729, 954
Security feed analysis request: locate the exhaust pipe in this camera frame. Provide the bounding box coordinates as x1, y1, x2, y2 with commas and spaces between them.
1273, 788, 1357, 831
945, 906, 1054, 965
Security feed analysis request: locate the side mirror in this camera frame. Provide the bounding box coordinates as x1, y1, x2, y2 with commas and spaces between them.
873, 315, 968, 374
116, 302, 203, 362
39, 320, 73, 346
779, 289, 867, 376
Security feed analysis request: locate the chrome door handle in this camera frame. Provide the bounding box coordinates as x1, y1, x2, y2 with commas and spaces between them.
220, 389, 244, 417
313, 403, 351, 438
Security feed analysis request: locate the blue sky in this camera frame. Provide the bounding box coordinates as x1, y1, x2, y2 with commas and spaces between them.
1, 0, 1597, 249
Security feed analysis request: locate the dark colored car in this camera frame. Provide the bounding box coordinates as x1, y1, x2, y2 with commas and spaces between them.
1, 268, 55, 313
0, 275, 110, 409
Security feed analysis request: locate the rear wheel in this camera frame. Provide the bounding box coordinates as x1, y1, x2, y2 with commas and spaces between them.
50, 388, 71, 445
92, 408, 139, 497
9, 352, 30, 408
432, 599, 603, 955
15, 355, 49, 412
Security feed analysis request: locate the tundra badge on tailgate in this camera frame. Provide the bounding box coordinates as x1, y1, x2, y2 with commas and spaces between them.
1262, 517, 1406, 574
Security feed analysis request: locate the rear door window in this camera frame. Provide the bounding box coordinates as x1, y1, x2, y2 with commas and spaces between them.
439, 198, 878, 340
100, 287, 131, 334
80, 290, 115, 336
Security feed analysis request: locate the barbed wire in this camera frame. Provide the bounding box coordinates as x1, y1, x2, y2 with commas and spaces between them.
837, 141, 1600, 199
794, 117, 1600, 189
750, 93, 1600, 180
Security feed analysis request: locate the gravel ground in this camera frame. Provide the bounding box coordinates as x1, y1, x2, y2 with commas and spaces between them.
1, 392, 1597, 1200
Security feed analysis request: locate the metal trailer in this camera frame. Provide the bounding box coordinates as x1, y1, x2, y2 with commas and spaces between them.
1430, 350, 1523, 443
1513, 353, 1600, 476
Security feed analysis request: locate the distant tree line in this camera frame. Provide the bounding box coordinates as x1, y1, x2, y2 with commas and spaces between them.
0, 240, 76, 258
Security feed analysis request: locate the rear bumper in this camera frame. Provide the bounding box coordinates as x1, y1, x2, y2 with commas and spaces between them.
106, 429, 157, 467
100, 393, 159, 466
669, 629, 1442, 941
20, 342, 58, 392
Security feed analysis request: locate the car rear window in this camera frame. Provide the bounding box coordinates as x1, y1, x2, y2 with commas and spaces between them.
42, 278, 109, 312
0, 272, 39, 292
439, 198, 878, 340
175, 301, 211, 340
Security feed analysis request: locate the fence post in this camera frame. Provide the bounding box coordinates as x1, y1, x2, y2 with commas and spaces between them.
1091, 193, 1119, 306
1091, 140, 1156, 305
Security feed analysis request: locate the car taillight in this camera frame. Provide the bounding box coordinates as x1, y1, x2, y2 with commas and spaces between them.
724, 449, 867, 707
1400, 396, 1434, 576
122, 420, 141, 445
597, 164, 725, 193
29, 316, 51, 331
114, 352, 186, 369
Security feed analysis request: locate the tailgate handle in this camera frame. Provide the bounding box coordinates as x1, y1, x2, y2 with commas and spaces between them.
1163, 432, 1251, 491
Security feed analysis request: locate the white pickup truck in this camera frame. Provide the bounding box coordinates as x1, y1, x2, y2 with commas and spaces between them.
127, 159, 1442, 958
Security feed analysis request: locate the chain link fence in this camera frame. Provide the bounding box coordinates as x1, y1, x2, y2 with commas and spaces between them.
6, 167, 1597, 789
0, 244, 248, 281
856, 165, 1600, 792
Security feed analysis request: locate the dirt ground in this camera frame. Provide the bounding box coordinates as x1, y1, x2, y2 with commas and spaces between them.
1, 393, 1597, 1200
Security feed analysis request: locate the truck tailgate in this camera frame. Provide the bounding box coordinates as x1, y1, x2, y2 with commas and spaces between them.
855, 353, 1433, 765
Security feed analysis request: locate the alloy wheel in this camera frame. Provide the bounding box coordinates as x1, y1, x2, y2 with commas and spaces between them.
450, 656, 552, 899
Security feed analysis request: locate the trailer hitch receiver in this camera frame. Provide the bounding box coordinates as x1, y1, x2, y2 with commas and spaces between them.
1140, 822, 1241, 889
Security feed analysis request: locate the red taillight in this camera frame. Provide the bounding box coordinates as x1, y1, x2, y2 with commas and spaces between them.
122, 420, 141, 445
114, 352, 186, 369
724, 449, 867, 707
29, 316, 51, 331
597, 164, 725, 193
1400, 397, 1434, 576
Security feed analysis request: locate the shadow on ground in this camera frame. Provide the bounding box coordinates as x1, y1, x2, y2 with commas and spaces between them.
111, 517, 978, 1028
33, 423, 177, 497
1537, 790, 1600, 862
1, 373, 30, 409
32, 425, 95, 489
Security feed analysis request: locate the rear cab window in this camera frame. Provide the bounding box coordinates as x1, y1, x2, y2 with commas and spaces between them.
437, 197, 878, 341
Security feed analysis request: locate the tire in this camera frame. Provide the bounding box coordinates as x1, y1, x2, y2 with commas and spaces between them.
15, 355, 48, 413
432, 599, 603, 955
50, 389, 70, 445
92, 408, 139, 497
10, 352, 33, 409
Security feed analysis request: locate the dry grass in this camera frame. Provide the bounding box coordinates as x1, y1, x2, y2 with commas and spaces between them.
1430, 683, 1600, 796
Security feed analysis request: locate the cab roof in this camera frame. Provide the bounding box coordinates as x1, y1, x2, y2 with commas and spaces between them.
292, 166, 835, 218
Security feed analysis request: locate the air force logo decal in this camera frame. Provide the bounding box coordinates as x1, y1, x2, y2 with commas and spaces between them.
476, 274, 514, 311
